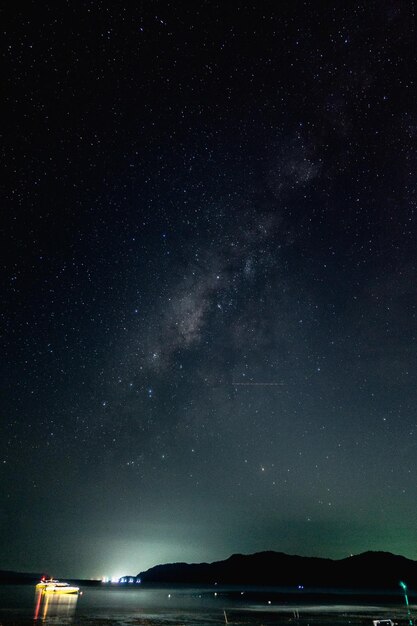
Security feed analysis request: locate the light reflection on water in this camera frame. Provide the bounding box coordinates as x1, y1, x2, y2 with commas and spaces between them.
0, 584, 413, 625
33, 589, 78, 622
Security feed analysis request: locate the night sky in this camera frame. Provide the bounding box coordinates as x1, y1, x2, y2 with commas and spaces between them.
2, 1, 417, 580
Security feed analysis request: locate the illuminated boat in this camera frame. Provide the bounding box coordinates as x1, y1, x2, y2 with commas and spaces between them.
36, 578, 79, 594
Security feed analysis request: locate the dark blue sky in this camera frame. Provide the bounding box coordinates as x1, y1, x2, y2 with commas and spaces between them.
2, 1, 417, 578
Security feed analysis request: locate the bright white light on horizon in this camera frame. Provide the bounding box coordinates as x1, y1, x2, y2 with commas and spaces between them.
111, 575, 123, 583
96, 535, 211, 582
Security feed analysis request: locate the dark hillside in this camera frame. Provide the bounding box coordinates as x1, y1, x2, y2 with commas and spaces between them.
138, 551, 417, 589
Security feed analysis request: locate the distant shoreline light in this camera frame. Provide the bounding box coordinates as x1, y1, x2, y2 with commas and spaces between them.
101, 576, 141, 584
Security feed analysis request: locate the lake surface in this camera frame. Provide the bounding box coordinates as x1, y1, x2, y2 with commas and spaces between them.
0, 584, 414, 625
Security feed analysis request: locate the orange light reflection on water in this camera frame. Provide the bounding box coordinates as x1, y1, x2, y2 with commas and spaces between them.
33, 589, 78, 621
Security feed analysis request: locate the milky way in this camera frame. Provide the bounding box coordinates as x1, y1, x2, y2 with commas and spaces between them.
2, 1, 417, 578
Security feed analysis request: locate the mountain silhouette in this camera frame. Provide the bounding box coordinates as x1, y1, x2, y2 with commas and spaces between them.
137, 551, 417, 589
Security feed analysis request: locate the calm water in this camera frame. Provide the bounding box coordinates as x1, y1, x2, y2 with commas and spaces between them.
0, 584, 413, 626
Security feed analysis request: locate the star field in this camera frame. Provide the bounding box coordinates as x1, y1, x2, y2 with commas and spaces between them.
2, 1, 417, 578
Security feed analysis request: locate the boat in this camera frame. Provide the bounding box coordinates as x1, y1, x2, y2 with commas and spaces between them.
36, 578, 79, 594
